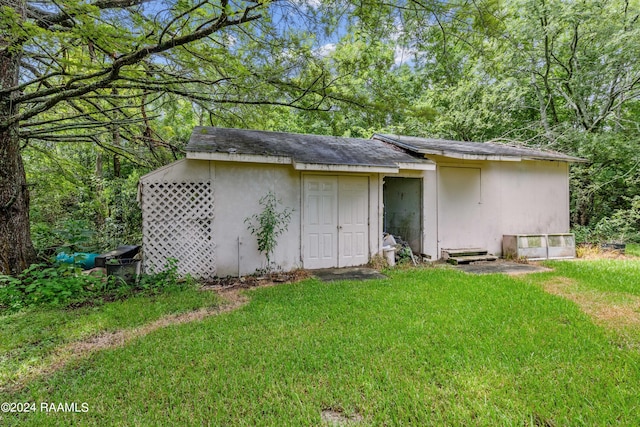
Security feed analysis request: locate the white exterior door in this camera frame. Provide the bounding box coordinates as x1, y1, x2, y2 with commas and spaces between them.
303, 175, 369, 269
438, 167, 484, 249
338, 176, 369, 267
303, 176, 338, 269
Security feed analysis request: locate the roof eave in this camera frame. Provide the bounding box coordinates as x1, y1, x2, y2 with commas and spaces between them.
374, 133, 587, 163
186, 151, 292, 164
428, 152, 522, 162
522, 156, 589, 163
292, 161, 399, 173
396, 162, 436, 171
372, 134, 423, 152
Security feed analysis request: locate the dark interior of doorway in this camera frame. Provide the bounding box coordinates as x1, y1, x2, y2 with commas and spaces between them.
383, 177, 422, 254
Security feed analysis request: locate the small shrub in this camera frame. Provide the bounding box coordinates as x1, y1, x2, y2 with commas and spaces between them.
0, 275, 25, 312
574, 198, 640, 244
572, 224, 593, 245
245, 192, 294, 271
53, 219, 97, 253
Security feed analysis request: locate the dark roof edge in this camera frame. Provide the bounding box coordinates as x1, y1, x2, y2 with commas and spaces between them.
372, 134, 588, 163
372, 133, 441, 155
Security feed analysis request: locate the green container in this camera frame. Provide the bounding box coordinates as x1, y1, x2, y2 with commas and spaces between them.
106, 258, 141, 284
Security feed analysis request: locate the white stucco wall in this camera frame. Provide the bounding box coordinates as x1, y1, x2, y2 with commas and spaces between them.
142, 160, 389, 276
423, 170, 439, 259
216, 168, 384, 275
432, 157, 570, 256
139, 158, 212, 183
213, 162, 301, 276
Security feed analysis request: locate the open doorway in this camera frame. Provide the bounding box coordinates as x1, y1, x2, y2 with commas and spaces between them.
383, 177, 422, 254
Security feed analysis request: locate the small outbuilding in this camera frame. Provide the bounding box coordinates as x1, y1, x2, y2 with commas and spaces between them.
138, 127, 585, 278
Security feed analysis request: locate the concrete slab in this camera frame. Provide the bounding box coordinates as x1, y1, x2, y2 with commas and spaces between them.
312, 267, 386, 282
455, 260, 551, 275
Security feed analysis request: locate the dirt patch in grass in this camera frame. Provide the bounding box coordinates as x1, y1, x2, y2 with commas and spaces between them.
2, 271, 310, 394
540, 277, 579, 294
321, 408, 363, 426
456, 259, 552, 276
541, 277, 640, 328
68, 292, 248, 355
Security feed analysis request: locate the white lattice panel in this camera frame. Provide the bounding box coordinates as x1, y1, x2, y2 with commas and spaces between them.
141, 181, 215, 279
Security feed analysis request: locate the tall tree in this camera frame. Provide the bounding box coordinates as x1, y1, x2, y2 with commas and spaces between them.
0, 0, 353, 274
1, 0, 33, 274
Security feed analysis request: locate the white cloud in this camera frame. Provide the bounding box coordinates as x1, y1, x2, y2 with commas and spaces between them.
315, 42, 336, 58
394, 45, 414, 65
289, 0, 322, 9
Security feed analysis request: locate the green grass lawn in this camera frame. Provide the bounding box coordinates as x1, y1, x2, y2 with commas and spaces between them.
627, 243, 640, 257
0, 286, 220, 391
2, 262, 640, 426
543, 258, 640, 295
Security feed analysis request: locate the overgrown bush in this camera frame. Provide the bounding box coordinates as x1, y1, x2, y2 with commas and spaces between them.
136, 258, 186, 294
0, 263, 98, 311
0, 259, 191, 313
30, 219, 98, 261
573, 197, 640, 244
29, 165, 143, 260
93, 172, 143, 251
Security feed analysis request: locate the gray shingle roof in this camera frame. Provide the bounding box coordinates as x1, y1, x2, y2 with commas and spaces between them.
374, 134, 587, 163
187, 127, 434, 169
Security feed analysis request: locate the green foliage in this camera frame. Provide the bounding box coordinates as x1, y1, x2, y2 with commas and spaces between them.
627, 244, 640, 257
244, 192, 294, 269
573, 197, 640, 244
395, 246, 414, 265
137, 258, 186, 294
0, 259, 190, 313
93, 172, 143, 251
0, 263, 99, 311
27, 143, 144, 259
54, 219, 97, 253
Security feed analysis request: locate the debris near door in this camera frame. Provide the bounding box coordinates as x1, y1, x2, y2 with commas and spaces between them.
383, 233, 418, 266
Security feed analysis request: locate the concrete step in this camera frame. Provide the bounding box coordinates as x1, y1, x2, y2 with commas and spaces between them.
442, 248, 488, 258
447, 255, 498, 265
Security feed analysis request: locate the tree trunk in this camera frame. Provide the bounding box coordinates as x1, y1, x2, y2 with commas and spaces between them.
95, 151, 105, 228
1, 38, 37, 275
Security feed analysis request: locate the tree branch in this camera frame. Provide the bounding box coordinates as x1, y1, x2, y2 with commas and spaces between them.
2, 4, 263, 130
27, 0, 150, 29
